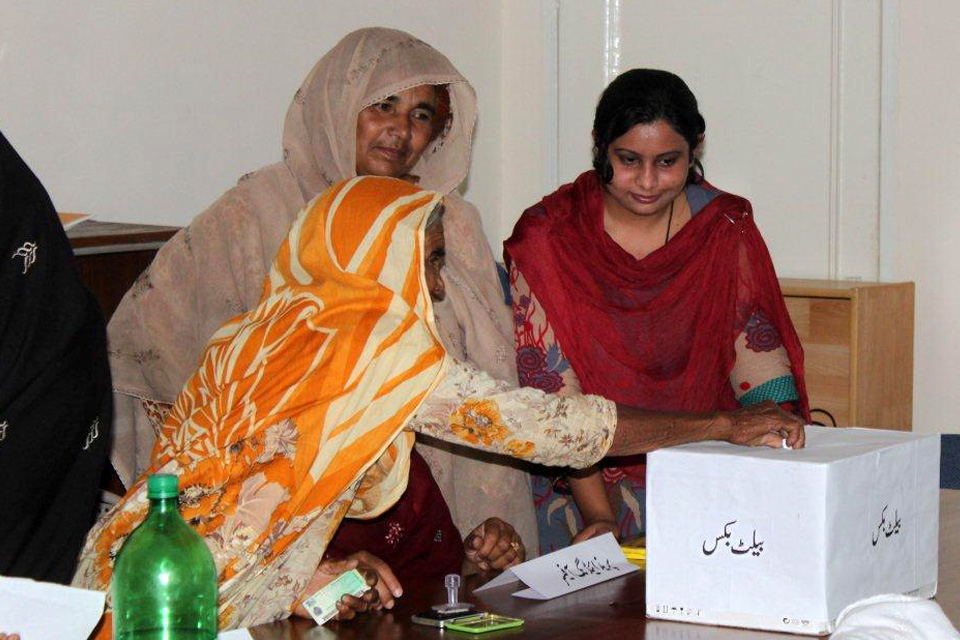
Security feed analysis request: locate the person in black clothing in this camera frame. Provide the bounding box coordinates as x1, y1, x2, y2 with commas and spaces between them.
0, 130, 112, 583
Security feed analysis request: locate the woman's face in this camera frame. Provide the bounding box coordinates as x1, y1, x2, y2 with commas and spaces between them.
603, 119, 693, 219
355, 85, 440, 178
423, 221, 446, 302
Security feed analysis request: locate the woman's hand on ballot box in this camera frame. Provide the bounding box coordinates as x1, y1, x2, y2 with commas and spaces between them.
724, 401, 806, 449
609, 400, 805, 456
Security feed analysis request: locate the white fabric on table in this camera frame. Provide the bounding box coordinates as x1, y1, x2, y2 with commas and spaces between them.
832, 594, 959, 639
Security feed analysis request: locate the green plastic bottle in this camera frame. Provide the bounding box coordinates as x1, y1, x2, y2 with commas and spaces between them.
112, 474, 218, 640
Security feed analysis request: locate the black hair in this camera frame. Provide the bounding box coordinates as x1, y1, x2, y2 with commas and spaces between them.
592, 69, 706, 185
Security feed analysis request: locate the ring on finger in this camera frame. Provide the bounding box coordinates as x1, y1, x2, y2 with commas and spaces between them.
509, 541, 521, 552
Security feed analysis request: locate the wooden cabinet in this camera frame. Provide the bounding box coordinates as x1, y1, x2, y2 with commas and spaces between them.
779, 279, 915, 431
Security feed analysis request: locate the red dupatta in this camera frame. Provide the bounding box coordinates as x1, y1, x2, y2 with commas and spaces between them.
504, 170, 809, 420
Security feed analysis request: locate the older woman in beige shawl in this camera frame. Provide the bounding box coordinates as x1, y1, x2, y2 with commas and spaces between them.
107, 28, 536, 555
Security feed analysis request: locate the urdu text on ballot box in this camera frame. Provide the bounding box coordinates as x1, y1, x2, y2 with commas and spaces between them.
645, 426, 940, 635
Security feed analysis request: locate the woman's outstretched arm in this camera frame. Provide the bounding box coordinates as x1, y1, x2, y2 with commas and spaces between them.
608, 401, 805, 455
410, 360, 805, 470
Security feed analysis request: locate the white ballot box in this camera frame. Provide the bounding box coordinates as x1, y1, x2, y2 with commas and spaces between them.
645, 426, 940, 635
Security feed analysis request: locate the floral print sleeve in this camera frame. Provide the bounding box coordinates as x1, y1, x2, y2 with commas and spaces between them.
730, 310, 799, 406
731, 242, 799, 407
510, 263, 581, 395
409, 358, 615, 469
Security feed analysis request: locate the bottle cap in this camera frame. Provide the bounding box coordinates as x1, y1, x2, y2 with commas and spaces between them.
147, 474, 179, 498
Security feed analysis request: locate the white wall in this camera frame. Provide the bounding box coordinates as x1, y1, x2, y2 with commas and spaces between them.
889, 1, 960, 435
498, 0, 551, 246
0, 0, 502, 242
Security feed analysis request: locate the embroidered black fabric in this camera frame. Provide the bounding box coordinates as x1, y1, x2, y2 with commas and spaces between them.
0, 130, 112, 583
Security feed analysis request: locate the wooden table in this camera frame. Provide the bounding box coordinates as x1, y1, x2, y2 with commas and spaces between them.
67, 219, 179, 320
247, 490, 959, 639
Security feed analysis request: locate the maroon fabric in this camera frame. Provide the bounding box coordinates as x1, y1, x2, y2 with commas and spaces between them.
325, 448, 465, 585
505, 170, 809, 478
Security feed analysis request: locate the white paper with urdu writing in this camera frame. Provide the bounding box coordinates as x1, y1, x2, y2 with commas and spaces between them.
0, 576, 105, 640
475, 532, 638, 599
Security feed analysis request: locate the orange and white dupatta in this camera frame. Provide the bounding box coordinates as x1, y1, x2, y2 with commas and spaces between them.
73, 176, 448, 629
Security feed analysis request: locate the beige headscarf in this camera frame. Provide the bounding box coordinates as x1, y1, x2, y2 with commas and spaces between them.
107, 27, 538, 554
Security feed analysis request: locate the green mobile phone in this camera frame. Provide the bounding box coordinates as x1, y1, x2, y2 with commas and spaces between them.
443, 613, 525, 634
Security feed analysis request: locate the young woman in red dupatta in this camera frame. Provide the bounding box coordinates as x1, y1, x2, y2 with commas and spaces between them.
505, 69, 810, 552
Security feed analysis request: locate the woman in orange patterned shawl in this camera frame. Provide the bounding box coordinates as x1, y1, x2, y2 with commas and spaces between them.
74, 176, 447, 629
73, 176, 621, 631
